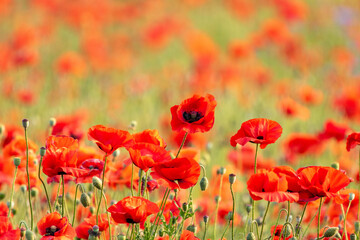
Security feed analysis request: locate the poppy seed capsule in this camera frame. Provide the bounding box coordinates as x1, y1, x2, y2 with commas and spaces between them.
200, 177, 209, 191
323, 227, 339, 238
22, 119, 29, 129
351, 233, 357, 240
186, 224, 197, 233
49, 117, 56, 127
331, 162, 340, 170
25, 230, 35, 240
31, 188, 39, 198
80, 193, 91, 207
182, 202, 188, 212
92, 177, 102, 190
20, 185, 27, 193
229, 174, 236, 184
349, 193, 355, 201
92, 225, 99, 233
246, 232, 256, 240
246, 205, 252, 213
203, 215, 209, 223
13, 157, 21, 167
40, 147, 46, 157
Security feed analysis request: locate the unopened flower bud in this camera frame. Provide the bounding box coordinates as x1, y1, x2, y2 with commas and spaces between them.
90, 206, 95, 214
331, 162, 340, 170
20, 185, 27, 193
49, 118, 56, 127
129, 121, 137, 130
215, 195, 221, 203
0, 124, 5, 135
31, 188, 39, 198
351, 233, 358, 240
117, 235, 126, 240
20, 227, 26, 237
246, 232, 256, 240
13, 157, 21, 167
22, 119, 29, 129
203, 215, 209, 223
355, 221, 360, 233
200, 177, 209, 191
80, 193, 91, 207
182, 202, 188, 212
229, 174, 236, 184
25, 230, 35, 240
92, 177, 102, 190
246, 205, 252, 213
112, 149, 120, 157
323, 227, 339, 238
226, 212, 233, 221
186, 224, 197, 233
283, 225, 292, 238
0, 193, 5, 201
219, 167, 226, 175
349, 193, 355, 201
40, 147, 46, 157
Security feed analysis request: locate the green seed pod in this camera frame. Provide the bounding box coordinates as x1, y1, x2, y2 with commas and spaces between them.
186, 224, 197, 233
351, 233, 358, 240
229, 174, 236, 184
49, 117, 57, 127
182, 202, 188, 212
25, 230, 35, 240
22, 119, 29, 129
13, 157, 21, 167
80, 193, 91, 207
200, 177, 209, 191
20, 185, 27, 193
330, 162, 340, 170
90, 206, 95, 214
40, 147, 46, 157
92, 176, 102, 190
31, 188, 39, 198
323, 227, 339, 238
203, 215, 209, 223
246, 232, 256, 240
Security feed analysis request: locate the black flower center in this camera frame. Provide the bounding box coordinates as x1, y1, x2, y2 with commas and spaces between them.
45, 226, 58, 236
182, 111, 203, 123
256, 136, 264, 140
126, 218, 136, 223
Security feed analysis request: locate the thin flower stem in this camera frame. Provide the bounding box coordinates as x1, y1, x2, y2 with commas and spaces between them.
270, 209, 288, 240
24, 128, 34, 230
286, 201, 290, 222
230, 183, 235, 240
96, 154, 108, 225
142, 171, 149, 198
214, 174, 224, 239
130, 163, 135, 197
302, 210, 317, 240
72, 184, 84, 226
102, 192, 112, 240
260, 201, 271, 240
53, 177, 61, 212
251, 144, 259, 233
221, 221, 230, 240
317, 197, 324, 239
138, 169, 143, 196
152, 188, 170, 239
38, 154, 52, 213
254, 143, 259, 174
8, 166, 18, 218
175, 132, 188, 158
176, 186, 194, 238
295, 202, 308, 238
61, 174, 65, 217
358, 148, 360, 221
203, 221, 208, 240
342, 199, 353, 240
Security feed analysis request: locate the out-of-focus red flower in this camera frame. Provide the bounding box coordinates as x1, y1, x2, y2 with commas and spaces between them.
170, 94, 217, 134
55, 51, 87, 77
88, 125, 134, 155
271, 224, 293, 240
37, 212, 76, 240
51, 113, 85, 140
298, 85, 323, 105
75, 214, 111, 239
76, 158, 104, 183
318, 120, 348, 142
1, 125, 22, 148
179, 230, 200, 240
346, 132, 360, 151
297, 166, 352, 200
107, 196, 159, 224
278, 97, 309, 120
0, 216, 20, 239
230, 118, 283, 149
151, 157, 201, 190
247, 169, 299, 202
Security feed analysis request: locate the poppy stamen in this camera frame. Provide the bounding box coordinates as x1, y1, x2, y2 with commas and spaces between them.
183, 111, 203, 123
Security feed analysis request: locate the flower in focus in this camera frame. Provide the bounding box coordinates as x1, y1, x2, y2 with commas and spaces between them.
230, 118, 282, 149
88, 125, 134, 155
346, 132, 360, 151
75, 214, 111, 239
107, 196, 159, 224
151, 157, 201, 190
170, 94, 217, 133
37, 212, 76, 240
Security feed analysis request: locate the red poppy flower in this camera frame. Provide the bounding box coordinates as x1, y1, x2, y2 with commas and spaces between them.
297, 166, 352, 199
37, 212, 76, 240
271, 225, 293, 240
88, 125, 134, 155
247, 169, 299, 203
107, 196, 159, 224
318, 120, 348, 142
132, 129, 167, 148
179, 230, 200, 240
346, 132, 360, 151
151, 157, 201, 190
0, 216, 20, 240
230, 118, 283, 149
75, 214, 111, 239
75, 158, 104, 183
42, 135, 86, 178
170, 94, 217, 133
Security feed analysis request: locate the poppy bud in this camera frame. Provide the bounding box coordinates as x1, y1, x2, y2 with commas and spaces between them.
13, 157, 21, 167
186, 224, 197, 233
226, 211, 233, 221
80, 193, 91, 207
170, 216, 177, 225
296, 216, 301, 223
203, 215, 209, 223
25, 230, 35, 240
6, 201, 14, 209
31, 188, 39, 198
90, 206, 95, 214
20, 227, 26, 237
229, 174, 236, 184
40, 147, 46, 157
112, 149, 120, 157
355, 221, 360, 233
129, 121, 137, 130
349, 193, 355, 201
22, 119, 29, 129
283, 225, 292, 238
0, 124, 4, 135
351, 233, 358, 240
117, 235, 126, 240
200, 177, 209, 191
92, 177, 102, 190
246, 232, 256, 240
92, 225, 99, 233
182, 202, 188, 212
219, 167, 226, 175
331, 162, 340, 170
49, 117, 57, 127
323, 227, 339, 238
246, 205, 252, 213
20, 185, 27, 193
159, 228, 164, 237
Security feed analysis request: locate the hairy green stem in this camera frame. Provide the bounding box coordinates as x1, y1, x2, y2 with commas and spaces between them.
38, 154, 52, 213
317, 197, 323, 239
8, 166, 18, 218
96, 154, 108, 225
24, 128, 34, 230
72, 184, 84, 226
260, 201, 271, 240
61, 175, 65, 217
230, 183, 236, 240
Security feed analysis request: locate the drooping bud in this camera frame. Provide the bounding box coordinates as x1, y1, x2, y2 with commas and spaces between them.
283, 224, 292, 238
49, 118, 57, 127
186, 224, 197, 233
246, 232, 256, 240
80, 193, 91, 207
25, 230, 35, 240
323, 227, 339, 238
200, 177, 209, 191
92, 177, 102, 190
229, 174, 236, 184
13, 157, 21, 167
40, 147, 46, 157
330, 162, 340, 170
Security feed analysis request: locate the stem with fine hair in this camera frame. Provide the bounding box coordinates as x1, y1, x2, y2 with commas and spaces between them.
286, 201, 290, 222
260, 201, 271, 240
38, 154, 52, 213
251, 144, 259, 233
96, 154, 108, 225
61, 174, 65, 217
176, 186, 194, 238
24, 127, 34, 230
176, 132, 188, 158
151, 188, 171, 239
102, 192, 112, 240
342, 198, 353, 240
230, 182, 235, 240
203, 220, 208, 240
130, 163, 134, 197
270, 209, 288, 240
8, 165, 18, 218
214, 173, 224, 239
138, 169, 143, 197
317, 197, 324, 239
295, 202, 308, 238
72, 184, 84, 226
221, 220, 230, 240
